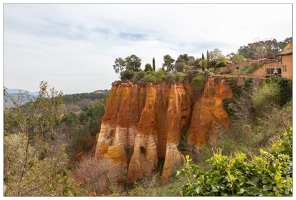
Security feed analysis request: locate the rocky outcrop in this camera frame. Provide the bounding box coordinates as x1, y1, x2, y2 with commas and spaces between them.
187, 77, 233, 151
94, 76, 235, 185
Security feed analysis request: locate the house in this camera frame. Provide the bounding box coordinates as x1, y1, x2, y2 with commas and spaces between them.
94, 90, 104, 94
252, 42, 292, 79
279, 42, 292, 79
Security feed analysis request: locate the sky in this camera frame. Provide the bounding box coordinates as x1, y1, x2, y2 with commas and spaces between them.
2, 2, 293, 94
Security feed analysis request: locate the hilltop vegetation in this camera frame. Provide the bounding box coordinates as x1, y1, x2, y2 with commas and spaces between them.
112, 37, 292, 82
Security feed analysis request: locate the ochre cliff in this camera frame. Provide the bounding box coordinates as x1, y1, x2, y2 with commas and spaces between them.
94, 76, 235, 185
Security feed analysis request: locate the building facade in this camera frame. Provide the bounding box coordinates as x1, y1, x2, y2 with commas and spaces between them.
252, 42, 292, 79
279, 42, 292, 79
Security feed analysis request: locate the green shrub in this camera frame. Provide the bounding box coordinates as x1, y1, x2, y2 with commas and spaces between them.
251, 76, 292, 118
173, 72, 186, 82
252, 80, 280, 115
141, 74, 157, 83
184, 70, 200, 82
132, 70, 146, 84
120, 70, 135, 81
154, 69, 166, 82
164, 73, 174, 84
177, 127, 292, 196
209, 87, 216, 96
216, 62, 226, 68
191, 76, 205, 87
219, 68, 231, 74
235, 61, 262, 75
139, 69, 165, 84
231, 54, 246, 64
264, 76, 292, 107
191, 76, 206, 99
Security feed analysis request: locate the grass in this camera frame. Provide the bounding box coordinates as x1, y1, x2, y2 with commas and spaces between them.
233, 62, 262, 75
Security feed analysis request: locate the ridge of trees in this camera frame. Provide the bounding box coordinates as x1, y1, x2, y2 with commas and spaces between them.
112, 37, 292, 82
237, 37, 292, 60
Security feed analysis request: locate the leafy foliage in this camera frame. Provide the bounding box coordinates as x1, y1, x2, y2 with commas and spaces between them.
162, 54, 175, 71
177, 127, 292, 196
120, 69, 135, 81
62, 98, 106, 155
125, 54, 142, 72
113, 54, 141, 75
132, 70, 146, 84
63, 92, 108, 103
252, 76, 292, 119
144, 63, 153, 72
235, 61, 262, 74
231, 54, 246, 64
191, 76, 205, 98
172, 72, 186, 81
139, 69, 166, 83
113, 57, 125, 74
238, 37, 292, 59
4, 81, 87, 196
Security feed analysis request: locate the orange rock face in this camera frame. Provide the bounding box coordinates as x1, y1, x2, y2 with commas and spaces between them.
187, 76, 233, 151
94, 77, 233, 185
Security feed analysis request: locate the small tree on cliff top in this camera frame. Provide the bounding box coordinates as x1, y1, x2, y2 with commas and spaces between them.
125, 54, 142, 72
162, 54, 175, 72
113, 57, 126, 74
144, 63, 153, 72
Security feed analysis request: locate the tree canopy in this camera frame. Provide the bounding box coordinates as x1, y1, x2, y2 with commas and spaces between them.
113, 54, 142, 74
144, 63, 153, 72
125, 54, 142, 72
162, 54, 175, 71
238, 37, 292, 59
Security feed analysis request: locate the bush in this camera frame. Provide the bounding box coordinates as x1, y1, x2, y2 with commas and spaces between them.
139, 69, 165, 84
252, 76, 292, 118
173, 72, 186, 82
120, 70, 135, 81
264, 76, 292, 107
191, 76, 206, 99
191, 76, 205, 87
219, 68, 231, 74
183, 70, 200, 82
141, 74, 157, 83
236, 61, 262, 75
252, 80, 281, 117
75, 156, 127, 196
216, 62, 226, 68
177, 127, 292, 196
164, 73, 174, 84
154, 69, 166, 82
231, 54, 246, 64
132, 70, 146, 84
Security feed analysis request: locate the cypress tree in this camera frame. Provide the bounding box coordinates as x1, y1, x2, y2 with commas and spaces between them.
152, 57, 156, 71
206, 50, 210, 69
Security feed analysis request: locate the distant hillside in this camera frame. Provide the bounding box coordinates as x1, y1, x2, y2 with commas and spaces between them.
6, 89, 39, 96
4, 89, 39, 108
63, 91, 110, 114
4, 89, 110, 110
